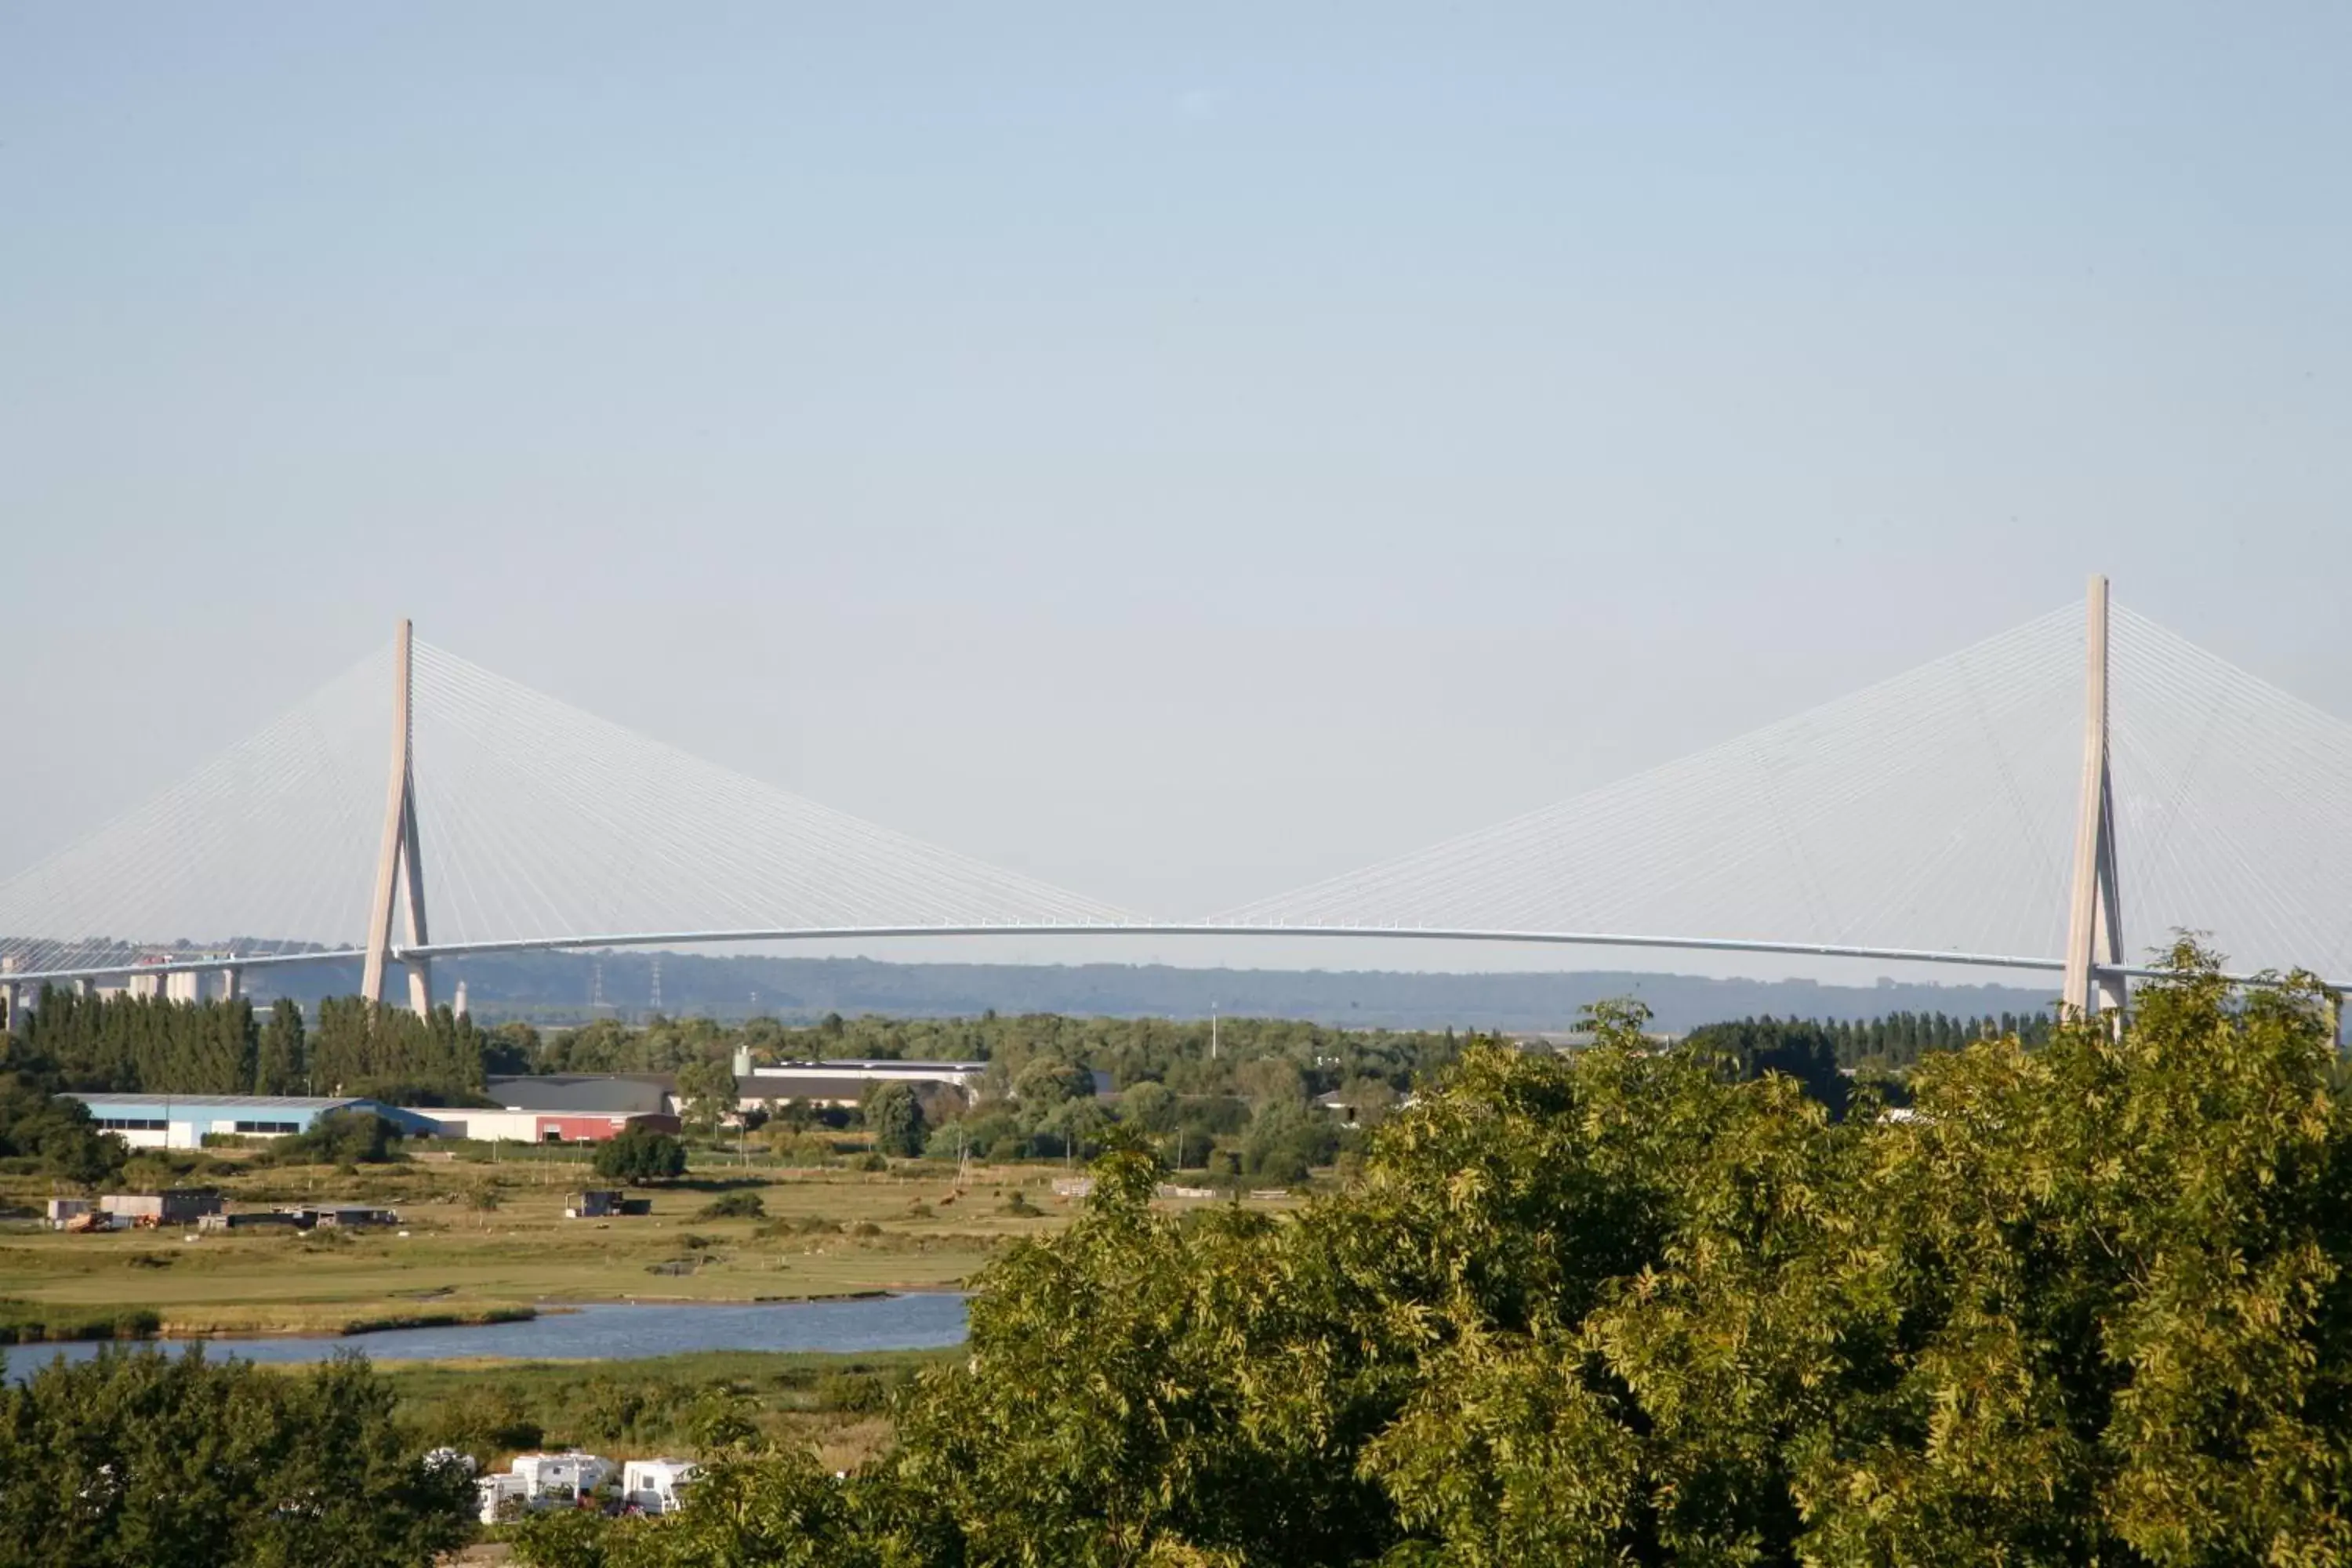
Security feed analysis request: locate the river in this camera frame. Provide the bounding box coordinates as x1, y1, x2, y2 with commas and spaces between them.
2, 1292, 968, 1382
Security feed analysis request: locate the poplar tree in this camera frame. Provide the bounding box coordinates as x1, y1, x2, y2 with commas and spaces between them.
253, 998, 307, 1095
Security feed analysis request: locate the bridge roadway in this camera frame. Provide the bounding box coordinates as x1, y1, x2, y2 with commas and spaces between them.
0, 924, 2321, 993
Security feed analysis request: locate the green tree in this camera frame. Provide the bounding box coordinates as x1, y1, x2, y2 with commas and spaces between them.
891, 1133, 1371, 1566
1118, 1079, 1179, 1134
268, 1108, 404, 1165
483, 1020, 541, 1076
0, 1049, 125, 1188
510, 1442, 901, 1568
254, 997, 308, 1095
870, 949, 2352, 1566
466, 947, 2352, 1567
674, 1054, 739, 1136
593, 1126, 687, 1185
0, 1347, 471, 1568
429, 1383, 543, 1458
866, 1080, 927, 1159
1013, 1057, 1096, 1107
1236, 1098, 1340, 1183
1682, 1013, 1853, 1116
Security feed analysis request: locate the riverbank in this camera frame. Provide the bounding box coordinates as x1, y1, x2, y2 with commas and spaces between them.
0, 1297, 536, 1345
3, 1294, 971, 1394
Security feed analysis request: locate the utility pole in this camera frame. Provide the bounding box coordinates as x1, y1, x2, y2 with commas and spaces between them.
2062, 575, 2126, 1019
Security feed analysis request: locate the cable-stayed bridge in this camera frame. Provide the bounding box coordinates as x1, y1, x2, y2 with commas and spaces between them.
5, 576, 2350, 1020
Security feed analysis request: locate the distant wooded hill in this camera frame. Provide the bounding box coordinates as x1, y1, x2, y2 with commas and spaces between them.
245, 950, 2055, 1035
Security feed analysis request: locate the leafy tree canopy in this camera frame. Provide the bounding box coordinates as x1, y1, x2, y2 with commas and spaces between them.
866, 1080, 927, 1160
593, 1125, 687, 1185
0, 1052, 125, 1187
673, 1054, 739, 1135
519, 942, 2352, 1567
265, 1108, 405, 1166
0, 1347, 471, 1568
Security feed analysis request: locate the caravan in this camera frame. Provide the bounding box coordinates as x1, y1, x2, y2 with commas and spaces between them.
473, 1451, 615, 1521
621, 1457, 699, 1515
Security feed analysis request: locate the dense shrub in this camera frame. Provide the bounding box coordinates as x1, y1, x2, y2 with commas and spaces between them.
592, 1126, 687, 1185
427, 1384, 544, 1457
0, 1043, 127, 1186
0, 1348, 471, 1567
866, 1081, 927, 1159
694, 1191, 766, 1221
263, 1108, 407, 1165
1237, 1097, 1343, 1182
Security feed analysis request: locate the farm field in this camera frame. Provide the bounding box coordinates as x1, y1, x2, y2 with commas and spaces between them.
0, 1156, 1099, 1336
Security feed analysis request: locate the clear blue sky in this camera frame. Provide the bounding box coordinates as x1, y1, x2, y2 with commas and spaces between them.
2, 5, 2347, 974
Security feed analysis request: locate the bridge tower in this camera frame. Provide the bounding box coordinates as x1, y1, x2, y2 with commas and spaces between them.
2062, 575, 2125, 1018
360, 619, 434, 1014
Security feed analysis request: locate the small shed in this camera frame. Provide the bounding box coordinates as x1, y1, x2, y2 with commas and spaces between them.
198, 1210, 300, 1232
102, 1190, 223, 1225
565, 1189, 625, 1219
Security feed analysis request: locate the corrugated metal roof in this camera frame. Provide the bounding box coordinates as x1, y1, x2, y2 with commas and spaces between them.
66, 1094, 376, 1112
736, 1074, 875, 1103
753, 1059, 985, 1074
485, 1075, 670, 1114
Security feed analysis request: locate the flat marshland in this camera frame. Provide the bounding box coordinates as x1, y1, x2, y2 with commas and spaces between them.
0, 1153, 1094, 1336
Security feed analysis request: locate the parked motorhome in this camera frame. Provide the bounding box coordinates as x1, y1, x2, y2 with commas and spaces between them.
474, 1472, 532, 1523
510, 1450, 614, 1504
622, 1458, 699, 1514
474, 1450, 615, 1521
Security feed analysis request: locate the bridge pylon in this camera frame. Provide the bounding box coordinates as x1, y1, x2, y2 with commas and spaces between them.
359, 619, 434, 1014
2062, 574, 2125, 1018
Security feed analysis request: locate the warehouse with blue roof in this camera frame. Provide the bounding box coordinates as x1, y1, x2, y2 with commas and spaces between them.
66, 1093, 448, 1150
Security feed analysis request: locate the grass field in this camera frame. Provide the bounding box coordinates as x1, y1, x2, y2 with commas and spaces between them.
378, 1345, 958, 1472
0, 1155, 1098, 1335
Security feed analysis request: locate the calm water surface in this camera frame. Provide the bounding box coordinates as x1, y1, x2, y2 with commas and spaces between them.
2, 1292, 967, 1382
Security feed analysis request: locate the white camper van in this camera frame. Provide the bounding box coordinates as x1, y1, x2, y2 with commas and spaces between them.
622, 1457, 699, 1514
474, 1450, 615, 1519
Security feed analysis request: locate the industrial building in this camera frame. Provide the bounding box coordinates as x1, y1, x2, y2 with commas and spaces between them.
735, 1053, 984, 1096
67, 1093, 447, 1150
729, 1052, 985, 1112
441, 1074, 682, 1142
